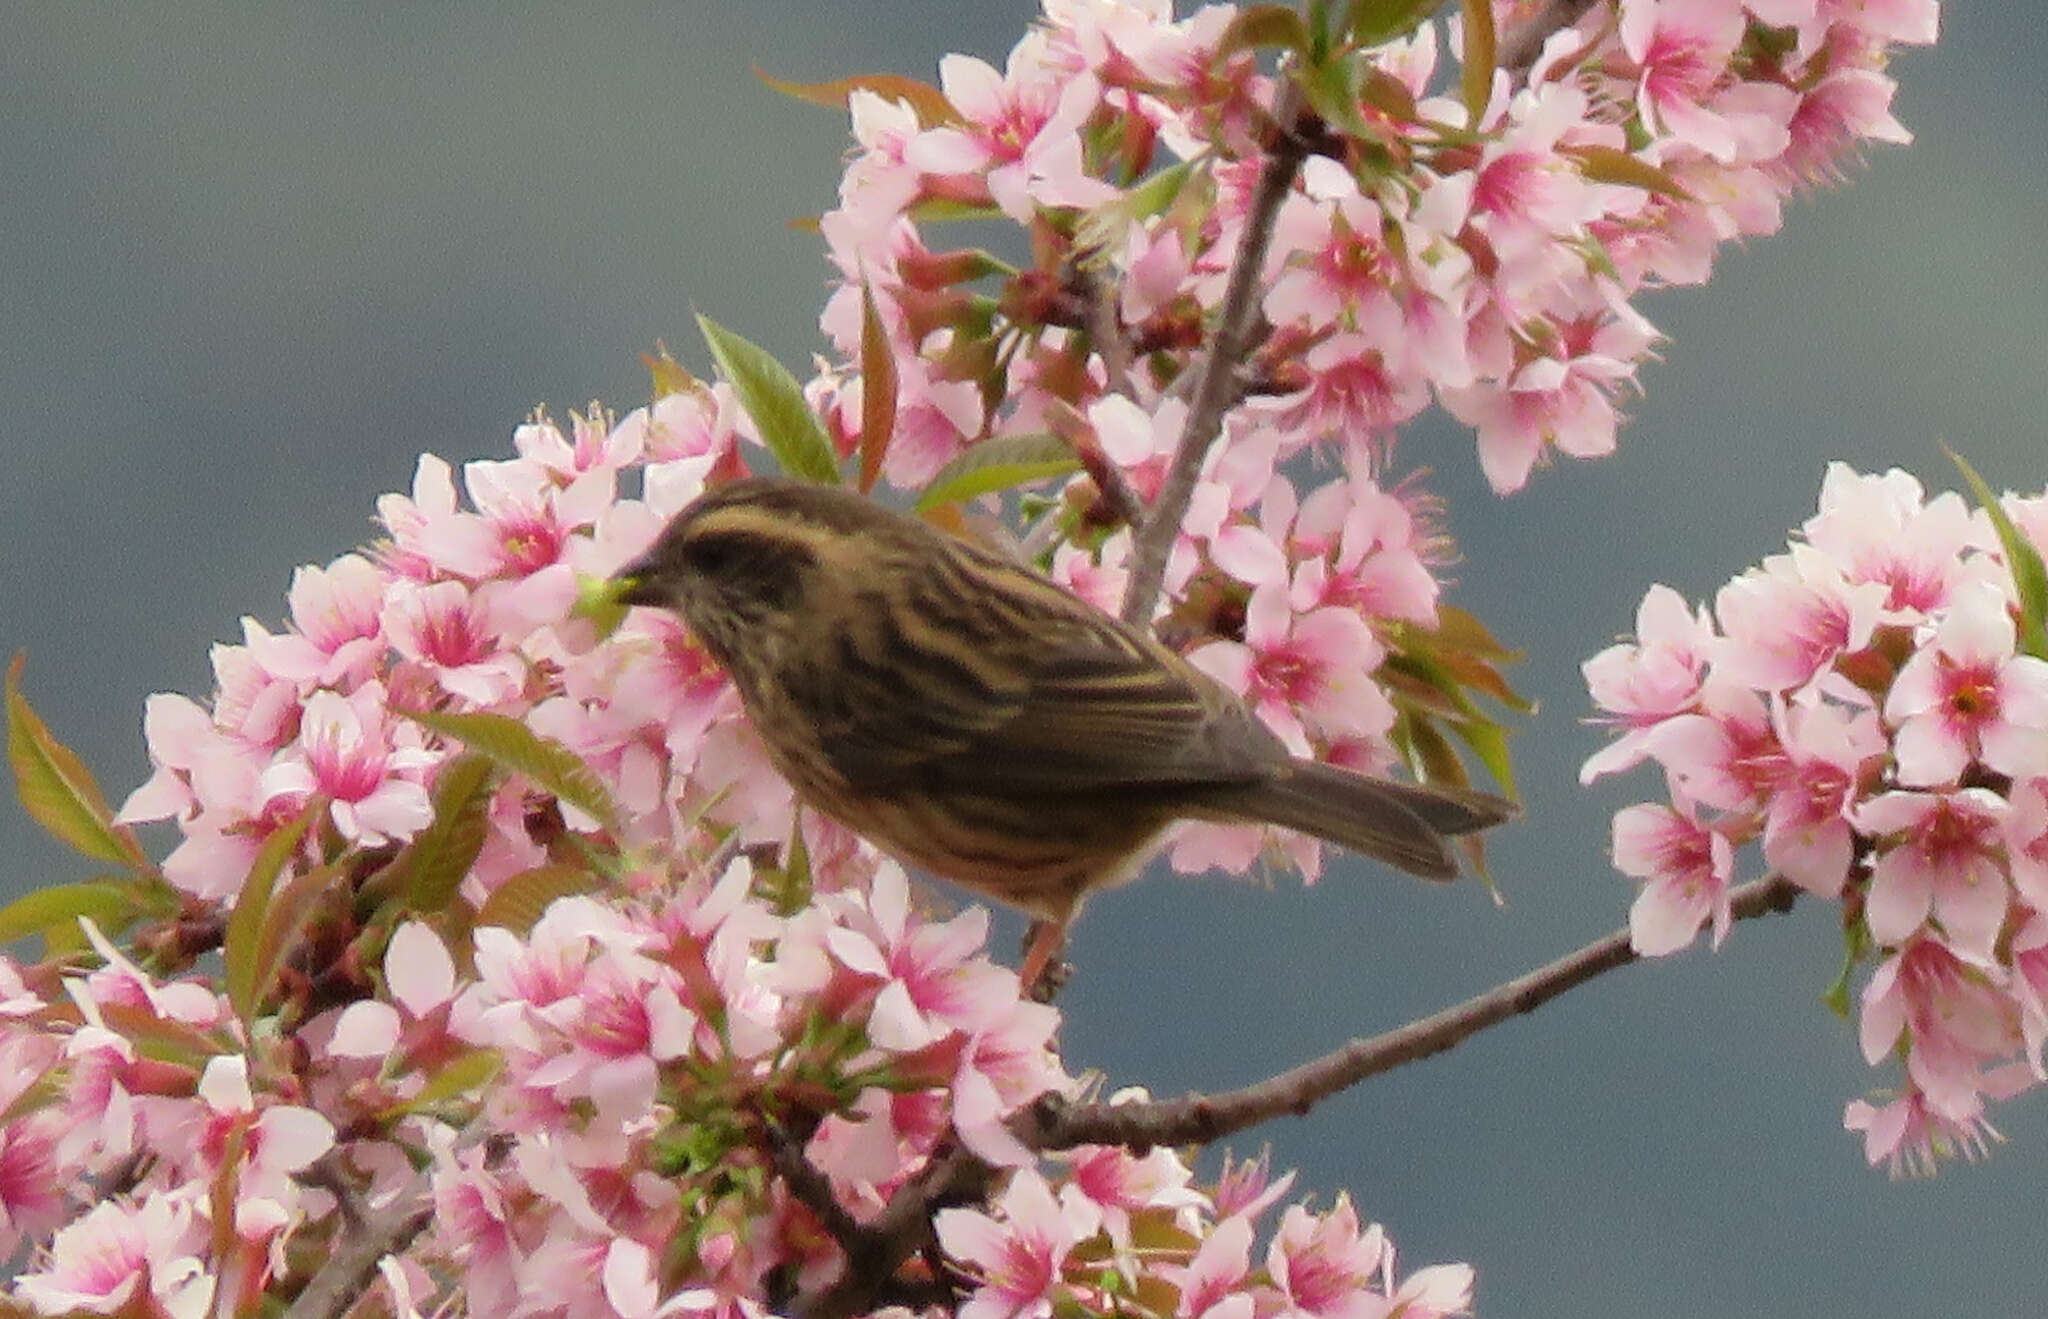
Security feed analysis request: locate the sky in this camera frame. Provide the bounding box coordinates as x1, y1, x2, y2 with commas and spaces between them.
4, 4, 2047, 1316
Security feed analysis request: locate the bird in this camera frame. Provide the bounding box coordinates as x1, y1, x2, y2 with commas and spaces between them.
612, 475, 1516, 987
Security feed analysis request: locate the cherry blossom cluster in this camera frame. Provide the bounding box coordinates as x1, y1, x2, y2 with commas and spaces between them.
936, 1151, 1472, 1319
819, 0, 1937, 497
0, 0, 1955, 1311
1583, 464, 2048, 1174
0, 407, 1471, 1315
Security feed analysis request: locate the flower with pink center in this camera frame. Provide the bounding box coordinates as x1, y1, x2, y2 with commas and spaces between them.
1884, 582, 2048, 786
430, 1140, 526, 1318
245, 553, 391, 688
462, 455, 612, 579
257, 682, 439, 845
823, 866, 1017, 1051
1278, 328, 1430, 447
181, 1054, 336, 1226
1760, 699, 1884, 896
1844, 1084, 2001, 1179
1612, 798, 1735, 955
1066, 1142, 1203, 1251
1463, 80, 1614, 293
1265, 1198, 1388, 1319
948, 995, 1069, 1168
1189, 583, 1391, 757
1286, 476, 1440, 627
935, 1169, 1099, 1319
1580, 584, 1717, 782
1638, 681, 1785, 814
1858, 935, 2022, 1121
1619, 0, 1795, 164
1443, 303, 1656, 495
906, 41, 1117, 221
1772, 67, 1913, 186
376, 453, 502, 581
12, 1193, 212, 1319
1211, 1148, 1296, 1222
1801, 464, 1991, 620
609, 386, 740, 467
458, 898, 650, 1053
382, 578, 531, 706
0, 1100, 64, 1255
1712, 546, 1887, 695
1162, 1214, 1254, 1319
1854, 788, 2010, 963
514, 406, 643, 484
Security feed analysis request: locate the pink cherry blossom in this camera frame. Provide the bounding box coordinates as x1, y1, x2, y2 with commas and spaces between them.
1612, 799, 1735, 954
12, 1194, 213, 1319
1854, 789, 2009, 964
1189, 584, 1392, 757
936, 1170, 1100, 1319
1883, 582, 2048, 786
257, 682, 440, 845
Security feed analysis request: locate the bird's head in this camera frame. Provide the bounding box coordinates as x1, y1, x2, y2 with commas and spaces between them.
612, 476, 911, 662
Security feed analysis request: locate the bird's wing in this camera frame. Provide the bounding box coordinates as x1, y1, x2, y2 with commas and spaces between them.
800, 547, 1282, 795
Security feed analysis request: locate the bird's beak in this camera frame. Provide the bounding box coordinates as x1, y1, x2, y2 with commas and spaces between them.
611, 553, 667, 607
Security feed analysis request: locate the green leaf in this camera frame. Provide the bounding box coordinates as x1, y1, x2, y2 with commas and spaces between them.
907, 197, 1007, 224
224, 798, 323, 1023
1945, 443, 2048, 660
858, 280, 898, 494
1564, 145, 1695, 200
1220, 5, 1312, 56
1447, 718, 1518, 797
696, 313, 841, 484
392, 753, 496, 915
6, 654, 149, 870
1343, 0, 1438, 47
912, 433, 1080, 510
1459, 0, 1497, 123
401, 708, 619, 835
1293, 52, 1372, 142
0, 881, 138, 951
475, 864, 603, 933
0, 1065, 61, 1127
1074, 161, 1196, 257
391, 1047, 504, 1115
248, 860, 346, 1020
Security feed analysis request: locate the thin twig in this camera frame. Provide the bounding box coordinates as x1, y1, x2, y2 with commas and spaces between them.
1120, 76, 1309, 625
281, 1179, 434, 1319
1081, 266, 1141, 404
1024, 875, 1802, 1151
798, 1144, 998, 1319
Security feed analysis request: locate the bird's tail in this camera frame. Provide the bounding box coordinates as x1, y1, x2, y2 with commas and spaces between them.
1216, 762, 1518, 882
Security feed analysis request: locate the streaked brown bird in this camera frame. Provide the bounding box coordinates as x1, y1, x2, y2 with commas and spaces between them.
614, 476, 1515, 986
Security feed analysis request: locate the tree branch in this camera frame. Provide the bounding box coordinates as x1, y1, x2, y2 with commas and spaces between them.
1120, 76, 1308, 625
281, 1178, 433, 1319
1025, 875, 1801, 1150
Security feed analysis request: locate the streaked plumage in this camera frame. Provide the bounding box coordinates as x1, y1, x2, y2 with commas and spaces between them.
615, 476, 1515, 975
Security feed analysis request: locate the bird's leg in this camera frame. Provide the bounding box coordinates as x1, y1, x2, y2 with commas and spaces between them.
1018, 918, 1070, 1001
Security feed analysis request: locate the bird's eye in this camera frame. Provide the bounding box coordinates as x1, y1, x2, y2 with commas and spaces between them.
681, 537, 737, 577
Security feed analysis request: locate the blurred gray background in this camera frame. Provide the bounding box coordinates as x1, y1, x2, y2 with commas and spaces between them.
4, 4, 2044, 1316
